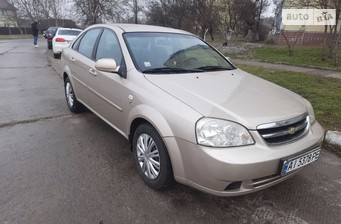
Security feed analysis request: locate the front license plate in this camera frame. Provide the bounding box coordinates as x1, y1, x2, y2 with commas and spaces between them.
281, 147, 321, 176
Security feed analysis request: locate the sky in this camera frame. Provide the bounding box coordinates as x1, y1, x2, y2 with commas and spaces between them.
265, 1, 276, 17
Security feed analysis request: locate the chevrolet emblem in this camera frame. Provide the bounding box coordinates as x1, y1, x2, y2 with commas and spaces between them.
288, 127, 298, 135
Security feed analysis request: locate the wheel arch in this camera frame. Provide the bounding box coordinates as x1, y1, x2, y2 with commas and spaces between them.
127, 105, 186, 179
62, 65, 72, 83
63, 71, 68, 82
127, 105, 174, 147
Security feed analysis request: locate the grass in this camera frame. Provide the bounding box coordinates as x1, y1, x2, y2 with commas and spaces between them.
237, 64, 341, 133
230, 45, 341, 70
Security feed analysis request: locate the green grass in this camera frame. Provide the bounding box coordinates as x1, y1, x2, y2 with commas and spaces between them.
230, 45, 341, 70
237, 64, 341, 133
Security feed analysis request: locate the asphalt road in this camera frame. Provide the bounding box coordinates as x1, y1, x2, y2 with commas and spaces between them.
0, 39, 340, 224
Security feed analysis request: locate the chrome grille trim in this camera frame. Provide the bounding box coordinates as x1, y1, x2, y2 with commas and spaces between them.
257, 114, 309, 145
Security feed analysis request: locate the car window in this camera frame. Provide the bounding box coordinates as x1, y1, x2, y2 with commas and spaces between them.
51, 28, 58, 34
72, 33, 83, 50
58, 30, 81, 36
95, 29, 123, 65
78, 29, 101, 59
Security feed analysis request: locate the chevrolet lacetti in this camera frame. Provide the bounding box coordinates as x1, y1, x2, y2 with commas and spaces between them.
60, 24, 325, 196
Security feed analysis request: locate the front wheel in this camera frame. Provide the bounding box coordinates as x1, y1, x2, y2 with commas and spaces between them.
133, 123, 174, 190
64, 77, 84, 113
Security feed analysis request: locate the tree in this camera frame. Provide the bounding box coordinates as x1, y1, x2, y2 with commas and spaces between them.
193, 0, 220, 40
235, 0, 269, 41
146, 0, 192, 29
11, 0, 70, 27
218, 0, 239, 32
11, 0, 42, 21
72, 0, 126, 26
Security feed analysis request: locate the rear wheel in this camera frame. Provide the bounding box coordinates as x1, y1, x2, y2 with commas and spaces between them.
133, 123, 174, 190
54, 53, 60, 59
64, 77, 83, 113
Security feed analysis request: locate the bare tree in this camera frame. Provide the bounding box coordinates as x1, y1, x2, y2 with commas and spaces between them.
11, 0, 42, 21
235, 0, 269, 41
218, 0, 239, 32
144, 0, 271, 41
146, 0, 192, 29
190, 0, 220, 39
73, 0, 125, 26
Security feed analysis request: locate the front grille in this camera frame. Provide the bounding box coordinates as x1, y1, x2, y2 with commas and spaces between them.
257, 114, 309, 145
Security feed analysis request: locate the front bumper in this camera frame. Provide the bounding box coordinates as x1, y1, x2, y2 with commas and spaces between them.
165, 121, 325, 196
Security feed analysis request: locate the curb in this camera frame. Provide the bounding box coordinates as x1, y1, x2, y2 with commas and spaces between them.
325, 131, 341, 147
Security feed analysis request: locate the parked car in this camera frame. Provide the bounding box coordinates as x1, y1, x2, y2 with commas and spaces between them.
60, 24, 324, 197
52, 28, 82, 59
44, 27, 60, 49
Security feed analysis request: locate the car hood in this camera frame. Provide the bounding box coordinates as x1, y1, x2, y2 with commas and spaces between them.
144, 69, 307, 129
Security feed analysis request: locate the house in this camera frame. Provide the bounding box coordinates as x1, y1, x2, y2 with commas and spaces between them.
0, 0, 17, 27
274, 0, 341, 46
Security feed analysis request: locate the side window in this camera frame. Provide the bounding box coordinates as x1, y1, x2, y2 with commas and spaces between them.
72, 33, 83, 50
78, 29, 101, 59
95, 29, 123, 65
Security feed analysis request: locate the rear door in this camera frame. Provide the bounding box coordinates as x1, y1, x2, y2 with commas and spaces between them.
64, 28, 102, 108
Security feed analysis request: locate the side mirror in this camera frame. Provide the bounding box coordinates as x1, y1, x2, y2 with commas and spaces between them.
95, 58, 117, 73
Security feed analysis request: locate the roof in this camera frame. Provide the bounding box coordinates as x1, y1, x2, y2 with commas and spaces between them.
0, 0, 16, 11
88, 23, 191, 35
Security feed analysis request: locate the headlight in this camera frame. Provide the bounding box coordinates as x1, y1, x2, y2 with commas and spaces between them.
196, 118, 255, 147
304, 99, 316, 124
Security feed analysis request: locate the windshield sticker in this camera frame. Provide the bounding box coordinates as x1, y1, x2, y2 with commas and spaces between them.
144, 62, 151, 67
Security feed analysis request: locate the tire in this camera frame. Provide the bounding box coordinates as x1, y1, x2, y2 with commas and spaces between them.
54, 53, 60, 59
64, 77, 84, 113
133, 123, 174, 190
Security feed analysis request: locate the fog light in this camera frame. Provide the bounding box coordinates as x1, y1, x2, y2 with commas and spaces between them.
225, 181, 242, 191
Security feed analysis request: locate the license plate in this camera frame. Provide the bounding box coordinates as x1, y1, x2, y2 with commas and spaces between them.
281, 147, 321, 175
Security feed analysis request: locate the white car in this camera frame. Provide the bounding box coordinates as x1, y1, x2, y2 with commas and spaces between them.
52, 28, 82, 59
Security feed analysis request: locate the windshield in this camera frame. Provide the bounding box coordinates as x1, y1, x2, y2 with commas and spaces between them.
124, 32, 235, 74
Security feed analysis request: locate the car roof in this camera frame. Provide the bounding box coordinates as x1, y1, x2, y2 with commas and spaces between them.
88, 23, 192, 35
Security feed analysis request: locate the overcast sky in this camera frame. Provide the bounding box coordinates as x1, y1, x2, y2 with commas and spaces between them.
265, 1, 276, 17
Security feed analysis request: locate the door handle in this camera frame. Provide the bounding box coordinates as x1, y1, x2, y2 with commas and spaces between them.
89, 68, 97, 76
69, 57, 75, 62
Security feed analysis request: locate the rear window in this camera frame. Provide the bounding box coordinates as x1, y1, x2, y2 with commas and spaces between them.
58, 30, 81, 36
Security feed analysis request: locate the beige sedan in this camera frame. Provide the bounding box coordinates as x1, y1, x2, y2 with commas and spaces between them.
61, 24, 324, 196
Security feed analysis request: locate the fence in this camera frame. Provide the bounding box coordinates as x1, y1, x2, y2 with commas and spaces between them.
0, 27, 32, 35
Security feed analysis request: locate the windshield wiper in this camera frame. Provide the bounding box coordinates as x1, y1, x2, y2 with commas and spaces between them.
195, 65, 234, 71
143, 67, 204, 74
